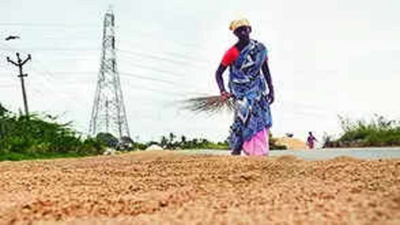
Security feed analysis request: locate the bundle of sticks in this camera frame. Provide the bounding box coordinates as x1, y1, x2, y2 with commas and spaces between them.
182, 94, 235, 114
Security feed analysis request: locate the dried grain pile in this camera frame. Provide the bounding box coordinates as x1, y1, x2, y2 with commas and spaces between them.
275, 137, 307, 150
0, 151, 399, 224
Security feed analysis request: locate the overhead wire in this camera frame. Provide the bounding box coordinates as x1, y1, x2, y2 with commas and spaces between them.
117, 49, 206, 69
1, 42, 93, 108
0, 23, 339, 118
1, 22, 208, 52
117, 57, 186, 77
0, 22, 98, 28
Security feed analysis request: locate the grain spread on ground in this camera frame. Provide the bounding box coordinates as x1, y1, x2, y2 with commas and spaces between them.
0, 151, 399, 224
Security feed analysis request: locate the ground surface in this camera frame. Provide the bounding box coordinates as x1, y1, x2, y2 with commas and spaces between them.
0, 151, 400, 224
190, 147, 400, 161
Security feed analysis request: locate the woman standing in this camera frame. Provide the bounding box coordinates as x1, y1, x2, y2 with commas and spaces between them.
215, 19, 275, 156
306, 132, 318, 149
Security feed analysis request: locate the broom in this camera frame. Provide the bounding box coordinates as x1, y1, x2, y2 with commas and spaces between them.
182, 93, 235, 114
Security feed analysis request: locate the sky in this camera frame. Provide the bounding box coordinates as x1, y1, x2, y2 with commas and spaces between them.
0, 0, 399, 143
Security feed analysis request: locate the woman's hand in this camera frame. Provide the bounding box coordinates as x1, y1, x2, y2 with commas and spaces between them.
267, 91, 274, 105
220, 91, 232, 100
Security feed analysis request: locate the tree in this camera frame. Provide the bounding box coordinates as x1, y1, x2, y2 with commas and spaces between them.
118, 136, 134, 151
181, 135, 187, 144
96, 133, 119, 148
169, 132, 176, 143
0, 104, 9, 118
160, 136, 168, 148
180, 135, 187, 148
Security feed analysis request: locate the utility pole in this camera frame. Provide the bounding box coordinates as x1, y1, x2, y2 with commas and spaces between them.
6, 53, 31, 117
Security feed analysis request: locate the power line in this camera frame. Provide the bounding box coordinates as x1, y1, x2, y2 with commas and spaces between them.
8, 57, 203, 93
119, 71, 176, 85
118, 28, 208, 50
2, 38, 212, 71
0, 85, 14, 89
0, 47, 98, 52
0, 23, 98, 28
24, 59, 92, 109
118, 38, 210, 61
119, 78, 203, 98
117, 58, 185, 77
118, 71, 211, 95
14, 67, 207, 96
32, 71, 97, 75
164, 51, 211, 65
0, 22, 207, 51
117, 49, 205, 69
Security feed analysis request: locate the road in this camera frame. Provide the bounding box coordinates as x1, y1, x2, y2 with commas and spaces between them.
184, 147, 400, 160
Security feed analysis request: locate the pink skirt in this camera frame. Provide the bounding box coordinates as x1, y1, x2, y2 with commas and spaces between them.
242, 128, 269, 156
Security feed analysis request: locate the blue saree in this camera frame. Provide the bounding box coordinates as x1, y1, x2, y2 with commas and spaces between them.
228, 40, 272, 151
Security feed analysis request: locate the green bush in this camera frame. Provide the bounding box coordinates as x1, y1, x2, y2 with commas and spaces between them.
139, 132, 287, 150
324, 115, 400, 148
0, 103, 104, 160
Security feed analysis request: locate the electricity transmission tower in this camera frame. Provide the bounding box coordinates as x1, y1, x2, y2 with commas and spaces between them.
89, 8, 130, 139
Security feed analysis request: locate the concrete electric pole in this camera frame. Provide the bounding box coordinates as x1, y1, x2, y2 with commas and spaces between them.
6, 52, 31, 117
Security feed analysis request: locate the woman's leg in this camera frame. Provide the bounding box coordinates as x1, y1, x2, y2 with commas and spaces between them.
242, 127, 269, 156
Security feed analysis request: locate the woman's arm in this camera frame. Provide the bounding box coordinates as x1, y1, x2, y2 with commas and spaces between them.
215, 64, 231, 100
261, 60, 275, 104
216, 64, 228, 93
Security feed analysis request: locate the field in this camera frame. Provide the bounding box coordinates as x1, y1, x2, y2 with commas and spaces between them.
0, 151, 399, 224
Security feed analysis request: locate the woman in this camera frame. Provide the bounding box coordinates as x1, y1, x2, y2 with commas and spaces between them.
215, 19, 275, 156
306, 132, 318, 149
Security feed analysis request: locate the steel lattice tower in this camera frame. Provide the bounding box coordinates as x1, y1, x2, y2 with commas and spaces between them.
89, 8, 130, 139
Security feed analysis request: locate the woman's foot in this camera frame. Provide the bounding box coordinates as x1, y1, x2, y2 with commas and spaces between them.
231, 148, 241, 155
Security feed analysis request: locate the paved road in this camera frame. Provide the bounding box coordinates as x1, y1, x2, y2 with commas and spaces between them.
183, 147, 400, 160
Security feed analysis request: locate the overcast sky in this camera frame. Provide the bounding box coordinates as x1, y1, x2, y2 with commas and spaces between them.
0, 0, 399, 142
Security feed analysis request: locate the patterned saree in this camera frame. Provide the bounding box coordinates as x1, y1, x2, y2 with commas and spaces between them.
228, 40, 272, 156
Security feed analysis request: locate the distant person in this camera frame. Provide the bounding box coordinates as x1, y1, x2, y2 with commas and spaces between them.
306, 132, 318, 149
215, 18, 275, 156
286, 133, 294, 138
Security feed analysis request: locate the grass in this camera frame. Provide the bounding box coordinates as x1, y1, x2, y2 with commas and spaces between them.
0, 151, 95, 162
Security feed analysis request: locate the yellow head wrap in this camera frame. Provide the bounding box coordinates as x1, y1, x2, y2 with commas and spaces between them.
229, 18, 251, 31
